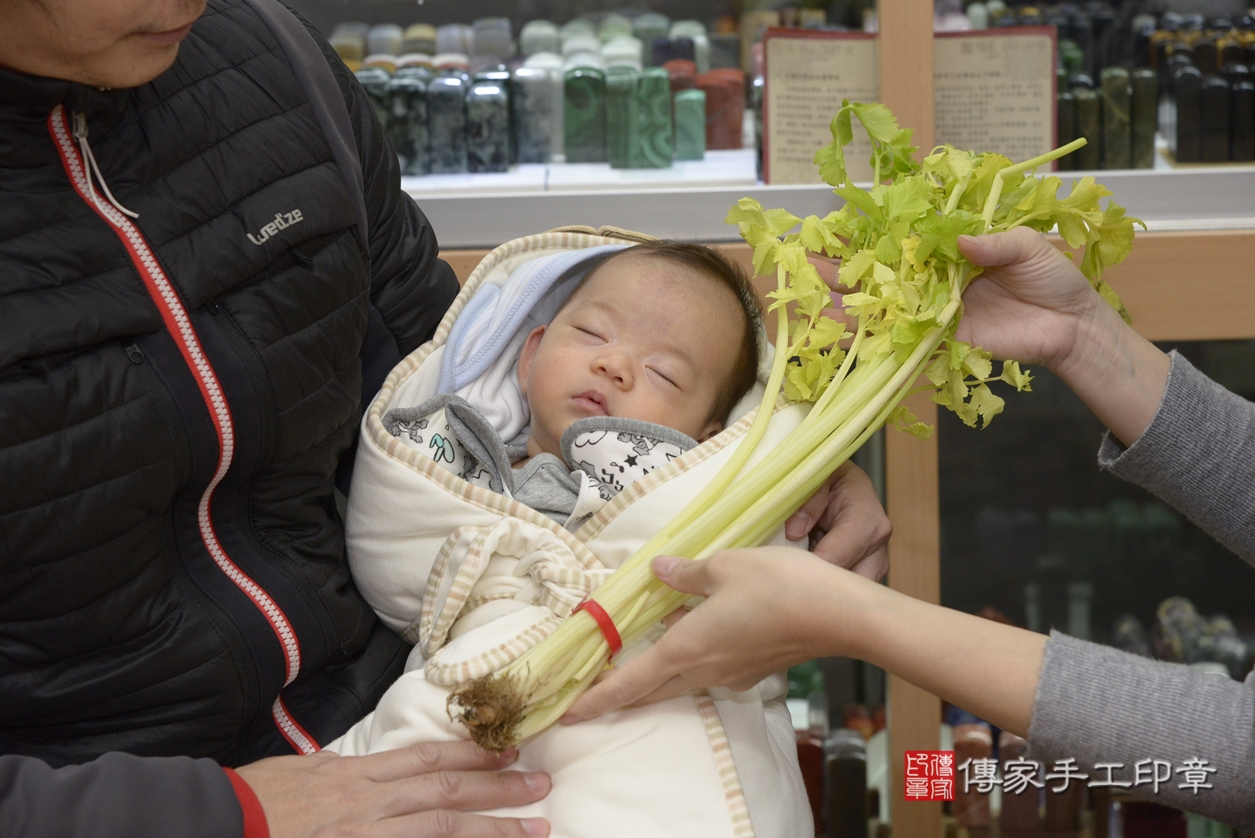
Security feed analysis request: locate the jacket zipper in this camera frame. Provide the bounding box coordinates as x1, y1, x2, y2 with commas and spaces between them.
125, 337, 267, 753
49, 104, 319, 754
206, 299, 347, 663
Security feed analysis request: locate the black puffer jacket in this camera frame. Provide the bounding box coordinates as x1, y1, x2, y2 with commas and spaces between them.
0, 0, 455, 794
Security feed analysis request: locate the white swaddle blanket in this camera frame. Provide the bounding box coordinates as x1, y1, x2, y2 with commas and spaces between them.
331, 233, 812, 838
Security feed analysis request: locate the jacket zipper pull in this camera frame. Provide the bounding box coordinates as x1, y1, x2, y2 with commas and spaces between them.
125, 343, 144, 364
71, 112, 89, 141
70, 109, 141, 219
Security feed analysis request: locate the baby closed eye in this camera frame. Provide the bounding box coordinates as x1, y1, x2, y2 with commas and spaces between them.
648, 367, 679, 388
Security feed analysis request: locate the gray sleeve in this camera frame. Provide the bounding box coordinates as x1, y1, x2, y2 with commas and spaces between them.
0, 752, 243, 838
1096, 350, 1255, 564
1027, 631, 1255, 828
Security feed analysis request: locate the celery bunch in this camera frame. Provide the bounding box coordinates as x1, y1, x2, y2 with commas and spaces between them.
449, 101, 1141, 751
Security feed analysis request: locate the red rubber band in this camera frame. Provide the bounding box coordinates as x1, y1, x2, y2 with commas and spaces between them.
574, 598, 622, 657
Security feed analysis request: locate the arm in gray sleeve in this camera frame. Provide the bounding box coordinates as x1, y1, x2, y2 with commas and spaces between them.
1025, 352, 1255, 827
1029, 632, 1255, 828
1097, 350, 1255, 564
0, 752, 243, 838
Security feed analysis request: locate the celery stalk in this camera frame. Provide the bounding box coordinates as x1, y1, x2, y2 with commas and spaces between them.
447, 103, 1141, 751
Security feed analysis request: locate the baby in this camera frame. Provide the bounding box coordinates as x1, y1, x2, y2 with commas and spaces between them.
333, 240, 812, 838
518, 241, 760, 462
380, 241, 762, 530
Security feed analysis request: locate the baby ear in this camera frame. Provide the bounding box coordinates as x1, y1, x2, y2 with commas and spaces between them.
516, 325, 548, 395
697, 420, 724, 442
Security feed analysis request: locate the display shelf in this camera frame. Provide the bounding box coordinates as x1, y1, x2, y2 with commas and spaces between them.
421, 182, 823, 248
415, 165, 1255, 248
402, 149, 758, 197
543, 148, 758, 190
404, 164, 548, 195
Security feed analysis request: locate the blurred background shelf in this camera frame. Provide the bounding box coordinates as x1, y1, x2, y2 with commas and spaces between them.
417, 165, 1255, 247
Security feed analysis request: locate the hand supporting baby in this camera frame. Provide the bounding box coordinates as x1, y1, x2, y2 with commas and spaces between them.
236, 741, 551, 838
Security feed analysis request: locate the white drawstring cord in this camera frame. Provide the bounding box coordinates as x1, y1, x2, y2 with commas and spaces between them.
71, 112, 140, 219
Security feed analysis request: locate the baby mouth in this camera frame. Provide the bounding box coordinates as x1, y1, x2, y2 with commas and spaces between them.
572, 391, 609, 415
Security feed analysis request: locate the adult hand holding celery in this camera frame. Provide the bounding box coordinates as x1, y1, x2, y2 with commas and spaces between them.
448, 100, 1141, 751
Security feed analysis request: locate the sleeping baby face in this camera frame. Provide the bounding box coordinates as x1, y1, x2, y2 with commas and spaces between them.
516, 253, 749, 460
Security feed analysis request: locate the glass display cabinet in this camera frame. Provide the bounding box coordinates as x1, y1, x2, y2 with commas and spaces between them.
938, 340, 1255, 837
940, 342, 1255, 648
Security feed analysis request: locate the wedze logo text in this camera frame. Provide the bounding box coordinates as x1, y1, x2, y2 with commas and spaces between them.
248, 209, 304, 245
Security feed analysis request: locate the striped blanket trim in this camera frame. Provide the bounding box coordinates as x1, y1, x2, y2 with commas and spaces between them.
421, 615, 560, 687
695, 694, 756, 838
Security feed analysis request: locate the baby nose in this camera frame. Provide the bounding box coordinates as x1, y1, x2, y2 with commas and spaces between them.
593, 351, 633, 388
